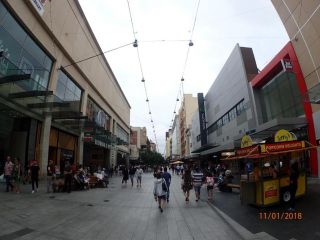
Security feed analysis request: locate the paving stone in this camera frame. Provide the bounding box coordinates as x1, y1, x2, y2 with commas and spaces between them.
0, 173, 258, 240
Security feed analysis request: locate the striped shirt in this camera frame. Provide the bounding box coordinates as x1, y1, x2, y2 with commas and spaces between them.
192, 171, 204, 187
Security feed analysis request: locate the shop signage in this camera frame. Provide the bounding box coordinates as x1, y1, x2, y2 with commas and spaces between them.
274, 129, 294, 142
83, 136, 93, 142
197, 93, 207, 146
241, 135, 253, 148
261, 141, 305, 153
236, 145, 259, 156
30, 0, 47, 16
281, 59, 293, 71
265, 188, 278, 198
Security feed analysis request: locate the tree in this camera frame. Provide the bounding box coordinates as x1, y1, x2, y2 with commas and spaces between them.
140, 150, 164, 166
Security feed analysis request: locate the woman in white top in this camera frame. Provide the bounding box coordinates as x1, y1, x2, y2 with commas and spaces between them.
136, 166, 143, 187
153, 172, 168, 212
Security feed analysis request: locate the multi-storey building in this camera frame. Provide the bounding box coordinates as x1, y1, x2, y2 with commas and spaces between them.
171, 114, 181, 159
191, 44, 258, 161
179, 94, 198, 158
271, 0, 320, 176
0, 0, 130, 174
129, 127, 147, 163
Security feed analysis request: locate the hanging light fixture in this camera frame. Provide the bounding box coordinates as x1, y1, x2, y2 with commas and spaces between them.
176, 98, 179, 101
133, 39, 138, 47
149, 111, 151, 114
146, 99, 149, 102
141, 78, 145, 82
189, 40, 194, 46
181, 77, 184, 82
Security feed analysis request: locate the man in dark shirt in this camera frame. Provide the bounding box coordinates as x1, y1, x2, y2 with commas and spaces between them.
64, 161, 72, 193
162, 167, 171, 202
47, 159, 55, 193
30, 160, 40, 193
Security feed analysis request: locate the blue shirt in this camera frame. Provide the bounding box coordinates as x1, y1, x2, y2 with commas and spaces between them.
162, 172, 171, 187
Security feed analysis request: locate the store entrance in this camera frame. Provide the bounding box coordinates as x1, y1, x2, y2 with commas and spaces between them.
0, 103, 37, 174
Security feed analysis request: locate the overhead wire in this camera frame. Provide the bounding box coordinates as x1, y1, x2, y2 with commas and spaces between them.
126, 0, 159, 152
168, 0, 201, 132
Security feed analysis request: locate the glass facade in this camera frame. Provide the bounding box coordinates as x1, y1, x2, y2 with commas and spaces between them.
117, 125, 129, 144
259, 72, 304, 123
56, 71, 82, 102
0, 1, 52, 88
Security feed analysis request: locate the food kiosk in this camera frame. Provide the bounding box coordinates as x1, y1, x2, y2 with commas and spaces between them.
226, 130, 317, 207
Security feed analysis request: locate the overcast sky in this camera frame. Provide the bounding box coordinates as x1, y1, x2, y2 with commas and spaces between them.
79, 0, 289, 154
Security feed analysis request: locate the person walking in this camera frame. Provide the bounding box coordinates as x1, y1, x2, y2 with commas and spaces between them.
13, 158, 23, 193
47, 159, 55, 193
64, 161, 72, 193
206, 172, 214, 200
30, 159, 40, 194
4, 156, 14, 192
129, 166, 136, 187
162, 167, 171, 202
182, 168, 193, 202
153, 172, 168, 213
136, 166, 143, 187
192, 166, 204, 202
289, 162, 300, 211
122, 166, 129, 184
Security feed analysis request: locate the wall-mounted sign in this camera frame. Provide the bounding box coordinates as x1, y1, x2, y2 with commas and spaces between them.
274, 129, 293, 142
197, 93, 207, 146
281, 59, 293, 71
241, 135, 253, 148
261, 141, 305, 153
30, 0, 47, 16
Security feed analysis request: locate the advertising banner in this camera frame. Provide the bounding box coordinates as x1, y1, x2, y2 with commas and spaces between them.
261, 141, 305, 153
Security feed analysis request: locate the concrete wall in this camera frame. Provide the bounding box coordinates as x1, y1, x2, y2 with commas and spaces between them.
205, 44, 257, 149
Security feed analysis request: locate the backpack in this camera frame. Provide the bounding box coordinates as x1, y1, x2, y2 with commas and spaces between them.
162, 179, 168, 192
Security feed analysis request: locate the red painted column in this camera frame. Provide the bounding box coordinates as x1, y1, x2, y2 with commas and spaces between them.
288, 42, 318, 176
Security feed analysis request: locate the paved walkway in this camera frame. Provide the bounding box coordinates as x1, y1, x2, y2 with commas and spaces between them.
0, 173, 273, 240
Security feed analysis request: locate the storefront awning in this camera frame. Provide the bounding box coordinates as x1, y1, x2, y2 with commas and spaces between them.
191, 144, 219, 154
234, 117, 307, 145
0, 55, 83, 133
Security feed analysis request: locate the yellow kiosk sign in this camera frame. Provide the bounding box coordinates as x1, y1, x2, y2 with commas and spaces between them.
274, 129, 293, 142
241, 135, 253, 148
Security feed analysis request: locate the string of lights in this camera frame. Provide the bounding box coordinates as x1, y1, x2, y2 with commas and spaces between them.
126, 0, 159, 152
167, 0, 201, 129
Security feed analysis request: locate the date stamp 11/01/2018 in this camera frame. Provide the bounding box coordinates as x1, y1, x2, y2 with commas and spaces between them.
259, 212, 303, 220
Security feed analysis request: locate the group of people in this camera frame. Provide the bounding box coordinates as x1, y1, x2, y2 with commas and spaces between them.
152, 164, 217, 213
3, 156, 40, 194
3, 156, 113, 194
170, 164, 184, 175
121, 165, 144, 187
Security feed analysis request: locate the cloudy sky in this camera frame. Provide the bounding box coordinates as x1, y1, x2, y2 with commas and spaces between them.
78, 0, 289, 154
